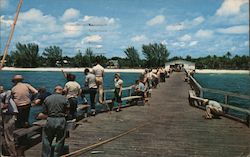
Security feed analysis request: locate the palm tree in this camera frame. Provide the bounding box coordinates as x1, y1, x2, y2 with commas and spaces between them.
43, 46, 63, 67
124, 46, 141, 68
11, 42, 40, 67
142, 43, 169, 68
226, 51, 232, 59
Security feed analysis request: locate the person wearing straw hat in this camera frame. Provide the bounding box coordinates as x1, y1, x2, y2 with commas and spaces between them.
112, 73, 123, 112
11, 75, 38, 128
203, 99, 223, 119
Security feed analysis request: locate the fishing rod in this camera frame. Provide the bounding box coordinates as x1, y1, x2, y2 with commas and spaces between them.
0, 0, 23, 70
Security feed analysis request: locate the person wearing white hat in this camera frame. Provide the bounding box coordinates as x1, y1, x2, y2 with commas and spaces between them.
11, 75, 38, 128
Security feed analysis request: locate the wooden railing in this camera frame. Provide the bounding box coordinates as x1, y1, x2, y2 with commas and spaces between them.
186, 70, 250, 127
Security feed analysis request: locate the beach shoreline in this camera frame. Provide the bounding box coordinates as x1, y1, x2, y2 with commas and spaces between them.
1, 67, 145, 73
1, 67, 249, 74
195, 69, 249, 74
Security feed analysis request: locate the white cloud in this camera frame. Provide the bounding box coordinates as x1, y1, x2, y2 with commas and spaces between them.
216, 0, 248, 16
146, 15, 165, 26
161, 40, 168, 45
178, 34, 192, 42
230, 46, 236, 51
131, 35, 147, 42
0, 15, 13, 27
83, 15, 117, 26
82, 35, 102, 43
244, 41, 249, 46
192, 16, 205, 26
166, 24, 185, 31
18, 8, 59, 33
189, 41, 198, 46
61, 8, 80, 21
217, 25, 249, 34
172, 42, 185, 47
63, 22, 83, 37
195, 29, 214, 38
0, 0, 9, 9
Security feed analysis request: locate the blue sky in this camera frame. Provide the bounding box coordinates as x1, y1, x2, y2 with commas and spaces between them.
0, 0, 249, 58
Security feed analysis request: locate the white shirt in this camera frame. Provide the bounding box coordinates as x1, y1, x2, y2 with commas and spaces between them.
92, 64, 104, 77
114, 79, 123, 88
64, 81, 81, 98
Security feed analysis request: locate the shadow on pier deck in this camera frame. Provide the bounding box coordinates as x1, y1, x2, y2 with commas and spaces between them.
26, 72, 250, 157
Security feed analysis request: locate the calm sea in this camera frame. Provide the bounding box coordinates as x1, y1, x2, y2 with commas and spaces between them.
0, 71, 141, 123
194, 73, 250, 111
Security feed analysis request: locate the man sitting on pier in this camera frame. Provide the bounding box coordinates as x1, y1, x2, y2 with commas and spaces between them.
203, 99, 223, 119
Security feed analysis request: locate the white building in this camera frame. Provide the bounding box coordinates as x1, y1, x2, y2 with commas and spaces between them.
165, 59, 195, 71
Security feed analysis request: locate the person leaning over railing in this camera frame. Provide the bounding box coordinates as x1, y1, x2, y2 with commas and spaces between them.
203, 99, 223, 119
11, 75, 38, 128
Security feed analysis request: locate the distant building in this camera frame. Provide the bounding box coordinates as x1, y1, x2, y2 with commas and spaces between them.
107, 60, 119, 69
165, 59, 195, 71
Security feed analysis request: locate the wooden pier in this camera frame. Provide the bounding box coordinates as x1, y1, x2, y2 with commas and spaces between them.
26, 72, 250, 157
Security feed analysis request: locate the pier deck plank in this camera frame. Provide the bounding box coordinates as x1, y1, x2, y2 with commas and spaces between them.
26, 72, 250, 157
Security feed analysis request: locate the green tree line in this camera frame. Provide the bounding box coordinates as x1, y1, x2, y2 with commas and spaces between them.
1, 42, 249, 69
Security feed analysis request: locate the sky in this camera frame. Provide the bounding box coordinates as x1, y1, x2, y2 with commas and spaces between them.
0, 0, 249, 58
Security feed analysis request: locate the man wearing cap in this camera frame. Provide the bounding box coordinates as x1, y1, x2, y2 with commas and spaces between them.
11, 75, 38, 128
203, 99, 223, 119
39, 85, 70, 157
0, 86, 18, 157
92, 60, 104, 104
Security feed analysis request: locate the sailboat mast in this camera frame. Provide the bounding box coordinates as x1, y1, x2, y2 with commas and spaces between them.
0, 0, 23, 69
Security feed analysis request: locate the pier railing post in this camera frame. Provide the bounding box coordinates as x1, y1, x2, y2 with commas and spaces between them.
247, 114, 250, 128
224, 95, 228, 104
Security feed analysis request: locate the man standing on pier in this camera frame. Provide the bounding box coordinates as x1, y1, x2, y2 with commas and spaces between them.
0, 86, 18, 157
83, 68, 97, 116
11, 75, 38, 128
92, 59, 105, 104
40, 85, 70, 157
63, 74, 81, 120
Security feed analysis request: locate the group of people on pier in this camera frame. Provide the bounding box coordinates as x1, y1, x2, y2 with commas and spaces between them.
0, 62, 169, 157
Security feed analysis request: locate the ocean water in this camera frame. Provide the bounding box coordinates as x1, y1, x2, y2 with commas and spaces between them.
0, 71, 141, 123
0, 71, 140, 92
194, 73, 250, 111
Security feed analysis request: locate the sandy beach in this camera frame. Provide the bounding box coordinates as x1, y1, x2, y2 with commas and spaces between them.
195, 69, 249, 74
1, 67, 249, 74
1, 67, 145, 73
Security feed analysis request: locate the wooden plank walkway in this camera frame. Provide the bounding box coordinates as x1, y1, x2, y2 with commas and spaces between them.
26, 72, 250, 157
